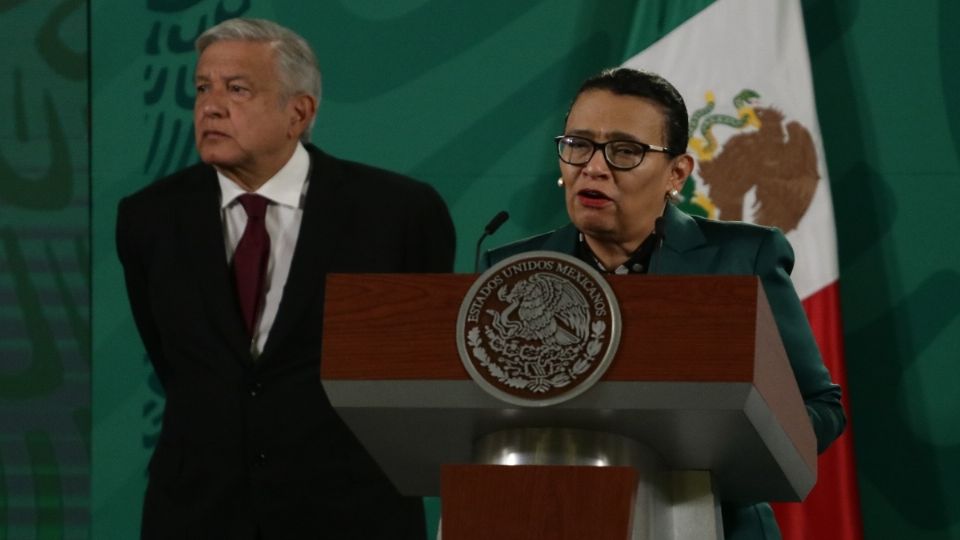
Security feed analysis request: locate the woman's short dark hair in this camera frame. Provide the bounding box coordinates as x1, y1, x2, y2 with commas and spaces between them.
571, 68, 688, 154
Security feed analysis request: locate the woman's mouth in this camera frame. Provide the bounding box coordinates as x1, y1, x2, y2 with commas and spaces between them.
576, 189, 612, 207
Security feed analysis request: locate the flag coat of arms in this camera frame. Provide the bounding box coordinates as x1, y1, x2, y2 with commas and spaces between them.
622, 0, 863, 538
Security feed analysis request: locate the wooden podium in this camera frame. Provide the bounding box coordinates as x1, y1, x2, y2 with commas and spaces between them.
320, 274, 815, 539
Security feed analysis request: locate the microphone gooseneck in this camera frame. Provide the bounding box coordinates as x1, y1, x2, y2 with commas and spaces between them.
652, 216, 666, 274
474, 211, 510, 273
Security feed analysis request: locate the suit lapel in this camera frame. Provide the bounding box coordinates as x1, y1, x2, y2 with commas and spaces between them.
259, 147, 342, 361
178, 167, 251, 360
650, 204, 719, 274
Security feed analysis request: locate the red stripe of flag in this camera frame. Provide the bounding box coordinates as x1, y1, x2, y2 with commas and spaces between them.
772, 281, 863, 539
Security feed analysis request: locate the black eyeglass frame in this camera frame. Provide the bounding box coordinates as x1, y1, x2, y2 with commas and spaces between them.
554, 135, 679, 171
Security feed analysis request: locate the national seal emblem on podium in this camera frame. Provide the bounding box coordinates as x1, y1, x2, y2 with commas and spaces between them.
456, 252, 622, 406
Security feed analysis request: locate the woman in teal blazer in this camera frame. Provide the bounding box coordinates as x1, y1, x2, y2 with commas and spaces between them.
482, 68, 845, 540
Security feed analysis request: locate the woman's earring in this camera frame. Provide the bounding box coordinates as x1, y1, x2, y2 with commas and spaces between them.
667, 188, 680, 201
557, 177, 565, 187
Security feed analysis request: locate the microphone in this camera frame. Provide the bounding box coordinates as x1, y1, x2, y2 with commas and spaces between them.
652, 216, 666, 274
474, 211, 510, 273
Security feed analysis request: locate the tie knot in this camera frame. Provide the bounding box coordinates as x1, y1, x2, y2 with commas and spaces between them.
237, 193, 269, 220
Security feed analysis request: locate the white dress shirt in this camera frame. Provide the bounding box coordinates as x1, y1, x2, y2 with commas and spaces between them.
218, 143, 310, 358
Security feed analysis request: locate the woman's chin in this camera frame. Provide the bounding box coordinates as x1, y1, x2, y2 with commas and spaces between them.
572, 218, 617, 240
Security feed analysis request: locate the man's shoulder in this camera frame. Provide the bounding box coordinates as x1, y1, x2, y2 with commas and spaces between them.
308, 145, 437, 197
120, 161, 213, 209
115, 162, 216, 248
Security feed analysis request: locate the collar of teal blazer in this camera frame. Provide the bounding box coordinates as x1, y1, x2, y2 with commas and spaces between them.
539, 204, 720, 275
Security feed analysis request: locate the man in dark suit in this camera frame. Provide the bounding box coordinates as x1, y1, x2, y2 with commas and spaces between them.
116, 18, 454, 539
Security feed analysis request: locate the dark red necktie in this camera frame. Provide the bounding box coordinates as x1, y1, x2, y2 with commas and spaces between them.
233, 194, 271, 336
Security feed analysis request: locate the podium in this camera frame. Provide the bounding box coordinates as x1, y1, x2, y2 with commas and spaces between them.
320, 273, 815, 539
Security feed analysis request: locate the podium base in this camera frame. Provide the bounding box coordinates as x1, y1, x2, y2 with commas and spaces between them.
440, 428, 724, 540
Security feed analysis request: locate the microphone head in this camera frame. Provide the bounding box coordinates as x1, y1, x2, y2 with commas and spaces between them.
484, 211, 510, 235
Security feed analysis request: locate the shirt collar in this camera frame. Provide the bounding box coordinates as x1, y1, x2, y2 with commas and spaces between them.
576, 231, 659, 275
218, 142, 310, 209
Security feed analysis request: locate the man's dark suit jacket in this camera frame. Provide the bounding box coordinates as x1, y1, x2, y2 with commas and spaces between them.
482, 203, 845, 540
116, 144, 455, 539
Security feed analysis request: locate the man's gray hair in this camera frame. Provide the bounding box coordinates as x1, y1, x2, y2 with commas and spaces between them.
196, 18, 321, 141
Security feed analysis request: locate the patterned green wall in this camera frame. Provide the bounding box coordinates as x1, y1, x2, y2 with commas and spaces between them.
1, 0, 957, 538
807, 1, 960, 537
0, 0, 89, 539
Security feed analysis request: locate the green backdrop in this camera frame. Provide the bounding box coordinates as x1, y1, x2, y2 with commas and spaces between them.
1, 0, 958, 538
0, 0, 89, 538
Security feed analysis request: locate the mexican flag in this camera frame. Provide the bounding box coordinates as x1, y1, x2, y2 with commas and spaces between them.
622, 0, 863, 538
